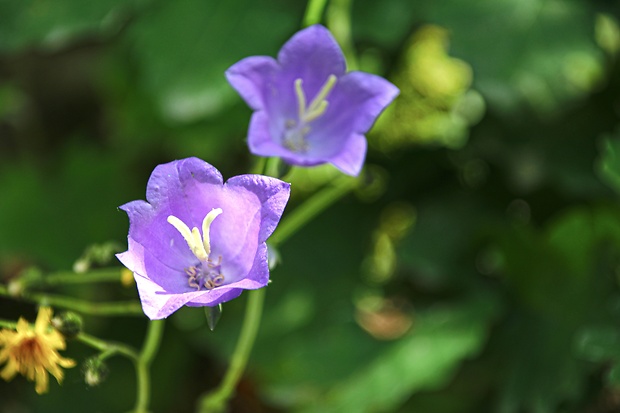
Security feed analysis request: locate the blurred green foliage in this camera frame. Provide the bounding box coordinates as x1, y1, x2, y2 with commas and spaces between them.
2, 0, 620, 412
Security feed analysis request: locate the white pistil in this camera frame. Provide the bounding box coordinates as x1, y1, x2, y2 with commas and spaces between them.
167, 208, 223, 263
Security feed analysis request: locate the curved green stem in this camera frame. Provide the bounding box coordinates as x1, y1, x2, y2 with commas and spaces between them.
196, 5, 361, 409
0, 319, 17, 329
270, 174, 359, 246
327, 0, 358, 70
133, 319, 165, 413
0, 316, 140, 362
77, 331, 163, 413
303, 0, 329, 26
197, 288, 265, 413
0, 284, 142, 316
265, 157, 281, 178
79, 322, 164, 413
43, 268, 125, 285
251, 157, 267, 175
77, 332, 139, 361
195, 171, 358, 413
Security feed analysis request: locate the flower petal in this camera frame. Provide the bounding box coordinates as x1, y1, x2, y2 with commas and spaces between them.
338, 71, 400, 133
34, 307, 52, 334
185, 289, 244, 307
247, 111, 294, 158
226, 56, 279, 111
327, 132, 367, 176
117, 158, 290, 318
185, 243, 270, 306
121, 158, 231, 270
120, 200, 192, 269
309, 71, 399, 147
146, 157, 223, 209
132, 274, 207, 320
278, 25, 346, 95
294, 71, 398, 175
117, 238, 190, 294
225, 174, 290, 242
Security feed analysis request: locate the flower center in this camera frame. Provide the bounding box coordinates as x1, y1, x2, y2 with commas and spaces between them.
167, 208, 225, 291
14, 337, 42, 365
283, 74, 337, 153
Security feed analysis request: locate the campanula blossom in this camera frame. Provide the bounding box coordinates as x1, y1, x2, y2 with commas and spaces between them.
0, 307, 76, 394
226, 24, 399, 176
117, 158, 290, 320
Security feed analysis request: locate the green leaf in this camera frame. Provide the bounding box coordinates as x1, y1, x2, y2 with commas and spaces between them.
575, 325, 620, 362
298, 297, 497, 413
0, 0, 141, 52
123, 0, 300, 122
423, 0, 604, 113
596, 133, 620, 194
354, 0, 604, 114
607, 363, 620, 386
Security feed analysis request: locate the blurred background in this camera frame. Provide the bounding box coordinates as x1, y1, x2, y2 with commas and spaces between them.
2, 0, 620, 412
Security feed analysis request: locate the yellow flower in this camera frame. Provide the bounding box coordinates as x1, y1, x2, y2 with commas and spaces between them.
0, 307, 76, 394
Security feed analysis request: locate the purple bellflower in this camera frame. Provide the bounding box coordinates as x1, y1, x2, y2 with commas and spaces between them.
226, 24, 399, 176
116, 157, 290, 320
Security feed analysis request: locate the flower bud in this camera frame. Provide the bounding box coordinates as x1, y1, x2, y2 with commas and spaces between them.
267, 243, 280, 270
82, 357, 109, 387
120, 268, 135, 287
8, 267, 44, 297
51, 312, 83, 339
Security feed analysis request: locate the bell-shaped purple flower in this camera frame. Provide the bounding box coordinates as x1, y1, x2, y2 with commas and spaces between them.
116, 157, 290, 320
226, 24, 399, 176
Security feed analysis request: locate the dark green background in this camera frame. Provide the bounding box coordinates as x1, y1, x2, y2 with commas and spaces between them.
2, 1, 620, 412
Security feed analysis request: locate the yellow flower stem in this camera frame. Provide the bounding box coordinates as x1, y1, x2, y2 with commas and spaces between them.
133, 319, 165, 413
269, 173, 359, 246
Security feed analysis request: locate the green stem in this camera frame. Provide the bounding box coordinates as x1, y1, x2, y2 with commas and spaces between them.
0, 319, 17, 329
133, 320, 165, 413
77, 332, 139, 361
251, 157, 267, 175
197, 288, 265, 413
270, 174, 358, 246
196, 171, 358, 413
265, 157, 281, 178
327, 0, 358, 70
0, 317, 139, 361
78, 322, 164, 413
303, 0, 329, 26
0, 284, 143, 316
42, 268, 124, 285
